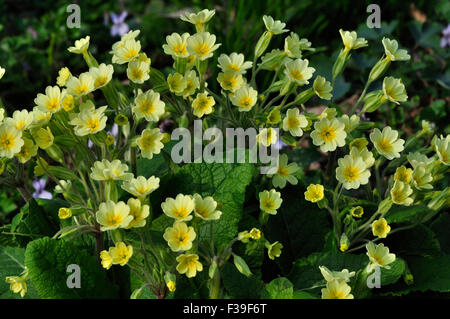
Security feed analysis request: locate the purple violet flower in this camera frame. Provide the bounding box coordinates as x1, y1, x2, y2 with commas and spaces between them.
441, 24, 450, 48
110, 11, 130, 37
32, 178, 52, 200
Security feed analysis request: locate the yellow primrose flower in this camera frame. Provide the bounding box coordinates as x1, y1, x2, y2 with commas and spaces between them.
230, 85, 258, 112
267, 108, 281, 125
68, 36, 90, 54
136, 128, 164, 159
57, 67, 72, 87
407, 152, 434, 169
394, 166, 413, 183
186, 32, 221, 61
176, 253, 203, 278
167, 73, 187, 94
366, 241, 396, 272
126, 198, 150, 229
193, 193, 222, 220
192, 92, 215, 118
69, 102, 108, 136
58, 208, 72, 219
304, 184, 324, 203
161, 194, 195, 222
284, 32, 311, 59
266, 241, 283, 260
167, 280, 176, 292
282, 108, 308, 137
181, 70, 200, 98
34, 126, 54, 149
34, 85, 65, 113
349, 137, 368, 152
382, 76, 407, 104
180, 9, 215, 32
127, 60, 150, 84
390, 180, 413, 206
62, 94, 75, 112
0, 67, 5, 80
89, 63, 114, 89
100, 250, 113, 270
411, 164, 433, 190
339, 29, 368, 52
15, 137, 38, 163
269, 154, 299, 189
5, 110, 34, 131
321, 280, 354, 299
217, 71, 244, 92
90, 159, 133, 181
217, 52, 253, 74
0, 124, 24, 158
121, 175, 160, 198
284, 58, 315, 86
382, 38, 410, 61
372, 218, 391, 238
370, 126, 405, 160
133, 89, 165, 122
259, 189, 282, 215
249, 228, 261, 240
66, 73, 95, 97
5, 275, 28, 298
435, 135, 450, 166
257, 128, 278, 147
319, 266, 355, 283
112, 38, 141, 64
313, 76, 333, 100
349, 146, 375, 168
109, 242, 133, 266
263, 15, 288, 35
336, 154, 371, 190
163, 32, 190, 58
318, 107, 337, 120
338, 114, 360, 133
350, 206, 364, 218
96, 200, 133, 231
163, 221, 196, 252
310, 118, 347, 152
31, 107, 52, 127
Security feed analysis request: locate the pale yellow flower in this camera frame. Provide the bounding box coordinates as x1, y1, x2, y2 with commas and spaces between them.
15, 137, 38, 163
257, 128, 278, 147
372, 218, 391, 238
89, 63, 114, 89
349, 146, 375, 168
411, 164, 433, 190
176, 253, 203, 278
5, 275, 28, 298
163, 221, 196, 252
96, 200, 133, 231
339, 29, 368, 52
109, 242, 133, 266
167, 73, 187, 94
90, 159, 133, 181
390, 180, 413, 206
133, 90, 165, 122
319, 266, 355, 283
313, 76, 333, 100
304, 184, 324, 203
263, 15, 288, 35
269, 154, 299, 189
121, 176, 160, 198
230, 85, 258, 112
58, 208, 72, 219
338, 114, 360, 133
217, 71, 244, 92
382, 38, 410, 61
181, 70, 200, 98
127, 60, 150, 84
33, 126, 54, 149
394, 166, 413, 183
370, 126, 404, 160
5, 110, 34, 131
0, 67, 5, 80
68, 36, 90, 54
0, 124, 24, 158
186, 32, 221, 61
161, 194, 195, 222
68, 101, 107, 136
192, 92, 215, 118
435, 135, 450, 166
407, 152, 434, 169
112, 38, 141, 64
321, 280, 354, 299
259, 189, 282, 215
310, 118, 347, 152
282, 108, 308, 137
163, 32, 190, 58
126, 198, 150, 229
180, 9, 215, 32
136, 128, 164, 159
62, 94, 75, 112
100, 250, 113, 270
217, 53, 252, 74
382, 76, 407, 104
336, 154, 371, 190
31, 107, 52, 127
193, 193, 222, 220
284, 58, 315, 85
66, 73, 95, 97
34, 85, 65, 113
56, 67, 72, 87
366, 241, 396, 272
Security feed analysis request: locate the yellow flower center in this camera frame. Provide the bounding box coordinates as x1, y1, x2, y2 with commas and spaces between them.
47, 97, 60, 111
264, 200, 274, 209
320, 127, 336, 142
0, 134, 15, 150
174, 44, 187, 55
228, 64, 240, 72
290, 69, 303, 81
377, 139, 392, 153
174, 207, 189, 219
140, 101, 155, 114
343, 166, 360, 181
195, 43, 210, 56
277, 166, 289, 177
136, 186, 150, 195
131, 68, 143, 80
240, 97, 252, 108
95, 76, 108, 88
75, 84, 89, 95
106, 213, 123, 227
87, 119, 100, 132
197, 98, 209, 110
142, 136, 155, 149
124, 48, 138, 60
287, 117, 299, 128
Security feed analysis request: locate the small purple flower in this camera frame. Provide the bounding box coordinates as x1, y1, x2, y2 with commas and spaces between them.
440, 24, 450, 48
110, 11, 130, 37
32, 178, 52, 200
274, 138, 288, 151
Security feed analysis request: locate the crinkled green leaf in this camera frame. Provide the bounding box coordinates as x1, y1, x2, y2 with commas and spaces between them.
261, 277, 294, 299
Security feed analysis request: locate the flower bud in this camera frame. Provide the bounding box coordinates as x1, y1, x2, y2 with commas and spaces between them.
378, 198, 393, 215
255, 31, 273, 58
368, 57, 391, 83
34, 127, 54, 149
362, 91, 386, 113
339, 233, 350, 252
114, 114, 129, 126
332, 49, 350, 80
293, 88, 314, 105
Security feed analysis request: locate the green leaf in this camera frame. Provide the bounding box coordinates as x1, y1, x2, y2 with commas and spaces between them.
24, 237, 118, 298
232, 254, 252, 277
221, 262, 262, 298
430, 212, 450, 254
380, 258, 405, 286
292, 290, 318, 299
385, 205, 432, 224
261, 277, 294, 299
407, 254, 450, 293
